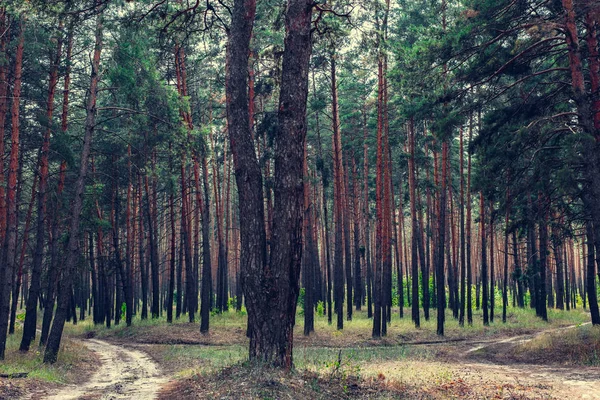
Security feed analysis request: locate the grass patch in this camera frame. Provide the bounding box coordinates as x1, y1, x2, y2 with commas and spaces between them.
0, 324, 95, 383
510, 323, 600, 366
0, 323, 98, 399
69, 304, 590, 349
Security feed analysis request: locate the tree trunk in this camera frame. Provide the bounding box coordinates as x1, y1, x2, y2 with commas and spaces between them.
43, 10, 102, 363
331, 53, 344, 331
481, 193, 489, 326
459, 128, 466, 326
436, 141, 448, 335
0, 8, 9, 244
587, 223, 600, 324
0, 19, 24, 360
11, 175, 37, 336
466, 118, 473, 325
226, 0, 312, 368
199, 154, 212, 333
408, 118, 420, 328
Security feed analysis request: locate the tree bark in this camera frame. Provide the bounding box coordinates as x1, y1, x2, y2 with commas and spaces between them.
226, 0, 312, 367
0, 19, 24, 360
44, 10, 103, 363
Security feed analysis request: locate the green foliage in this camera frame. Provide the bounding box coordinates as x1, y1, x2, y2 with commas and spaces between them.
316, 301, 325, 316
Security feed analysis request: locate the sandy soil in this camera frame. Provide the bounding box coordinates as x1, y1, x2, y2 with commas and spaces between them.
17, 321, 600, 399
27, 339, 168, 400
457, 322, 600, 399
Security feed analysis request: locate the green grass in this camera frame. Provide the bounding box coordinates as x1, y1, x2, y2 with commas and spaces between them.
62, 301, 591, 345
1, 323, 92, 383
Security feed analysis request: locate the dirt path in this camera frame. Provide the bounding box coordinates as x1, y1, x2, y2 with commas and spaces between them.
457, 361, 600, 399
457, 322, 600, 399
463, 321, 592, 355
32, 338, 168, 400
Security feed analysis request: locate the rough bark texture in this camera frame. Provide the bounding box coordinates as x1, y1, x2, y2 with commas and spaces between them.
227, 0, 312, 368
20, 26, 63, 348
331, 54, 345, 331
44, 11, 102, 363
408, 118, 420, 328
481, 193, 489, 326
200, 155, 212, 333
0, 19, 24, 360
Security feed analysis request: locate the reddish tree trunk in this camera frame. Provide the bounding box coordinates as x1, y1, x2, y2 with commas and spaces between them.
0, 8, 8, 243
331, 54, 344, 331
21, 30, 63, 350
10, 175, 38, 335
0, 19, 25, 360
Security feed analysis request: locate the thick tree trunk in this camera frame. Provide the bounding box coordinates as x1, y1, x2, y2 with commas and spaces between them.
586, 223, 600, 324
226, 0, 312, 368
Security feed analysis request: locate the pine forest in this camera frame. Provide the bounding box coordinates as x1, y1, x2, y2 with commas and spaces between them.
1, 0, 600, 399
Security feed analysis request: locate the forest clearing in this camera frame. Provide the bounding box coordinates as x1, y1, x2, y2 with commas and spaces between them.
1, 0, 600, 398
3, 307, 600, 399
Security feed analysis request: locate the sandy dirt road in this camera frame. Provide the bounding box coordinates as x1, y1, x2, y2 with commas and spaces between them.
29, 338, 168, 400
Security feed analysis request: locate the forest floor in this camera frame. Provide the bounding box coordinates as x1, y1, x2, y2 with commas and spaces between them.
3, 306, 600, 399
0, 324, 98, 400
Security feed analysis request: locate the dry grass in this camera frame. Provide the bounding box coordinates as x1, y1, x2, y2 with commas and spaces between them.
0, 323, 98, 399
495, 323, 600, 366
67, 305, 590, 350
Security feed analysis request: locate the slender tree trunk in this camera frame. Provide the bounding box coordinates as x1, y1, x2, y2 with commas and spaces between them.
125, 147, 133, 326
466, 118, 473, 325
481, 193, 489, 326
138, 174, 148, 320
537, 194, 548, 321
0, 19, 24, 360
489, 202, 495, 323
408, 118, 420, 328
459, 128, 466, 325
331, 54, 345, 331
303, 143, 315, 336
373, 54, 384, 337
502, 188, 510, 323
20, 25, 63, 349
199, 154, 212, 333
44, 11, 102, 363
0, 8, 9, 245
10, 175, 37, 335
436, 141, 448, 335
362, 105, 371, 319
